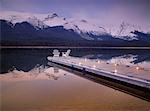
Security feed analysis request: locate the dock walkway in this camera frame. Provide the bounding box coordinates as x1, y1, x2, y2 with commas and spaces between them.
47, 56, 150, 89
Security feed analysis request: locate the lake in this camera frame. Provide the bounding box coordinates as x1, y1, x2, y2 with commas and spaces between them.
0, 48, 150, 111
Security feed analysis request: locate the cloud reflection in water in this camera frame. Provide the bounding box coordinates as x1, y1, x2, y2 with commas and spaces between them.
0, 65, 67, 81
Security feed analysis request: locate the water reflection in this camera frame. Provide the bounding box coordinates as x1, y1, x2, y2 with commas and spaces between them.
1, 48, 150, 111
1, 65, 150, 111
82, 52, 150, 68
1, 48, 150, 74
0, 65, 66, 81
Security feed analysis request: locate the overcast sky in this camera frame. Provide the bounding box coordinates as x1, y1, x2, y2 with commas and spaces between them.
1, 0, 150, 29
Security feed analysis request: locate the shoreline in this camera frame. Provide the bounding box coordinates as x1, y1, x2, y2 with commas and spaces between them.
1, 46, 150, 49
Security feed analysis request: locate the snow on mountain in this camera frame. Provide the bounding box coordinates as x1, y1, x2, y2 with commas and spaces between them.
0, 11, 108, 37
1, 11, 149, 41
0, 11, 47, 29
109, 22, 150, 41
41, 13, 108, 39
64, 19, 108, 40
43, 13, 67, 27
113, 22, 141, 40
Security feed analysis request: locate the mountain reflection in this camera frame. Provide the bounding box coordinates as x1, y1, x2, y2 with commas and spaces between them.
0, 66, 67, 81
1, 48, 150, 73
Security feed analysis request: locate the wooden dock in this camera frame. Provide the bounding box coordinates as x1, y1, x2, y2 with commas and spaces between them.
47, 56, 150, 101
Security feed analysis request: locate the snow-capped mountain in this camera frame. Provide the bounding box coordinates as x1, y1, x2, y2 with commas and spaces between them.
1, 11, 150, 46
64, 19, 108, 40
43, 13, 66, 27
112, 22, 142, 40
0, 11, 46, 28
0, 11, 108, 40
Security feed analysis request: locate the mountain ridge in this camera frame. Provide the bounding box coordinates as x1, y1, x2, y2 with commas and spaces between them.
1, 11, 150, 47
1, 11, 149, 40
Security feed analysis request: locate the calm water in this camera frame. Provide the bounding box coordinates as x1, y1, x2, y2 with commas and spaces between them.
0, 48, 150, 111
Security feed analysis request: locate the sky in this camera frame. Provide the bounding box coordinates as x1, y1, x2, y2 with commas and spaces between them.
1, 0, 150, 30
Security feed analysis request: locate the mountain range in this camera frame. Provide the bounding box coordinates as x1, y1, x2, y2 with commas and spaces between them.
0, 11, 150, 47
